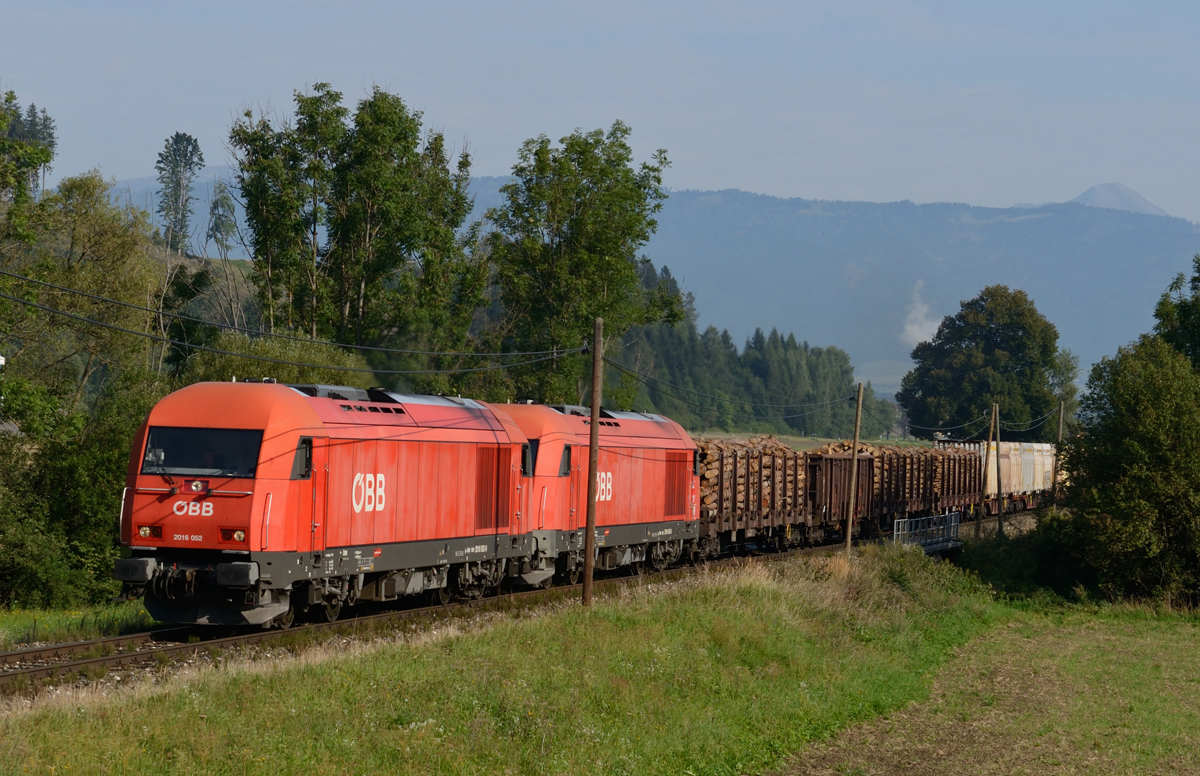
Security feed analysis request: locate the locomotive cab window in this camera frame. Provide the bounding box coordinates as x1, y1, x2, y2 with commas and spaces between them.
141, 427, 263, 479
290, 438, 313, 480
693, 449, 701, 476
559, 445, 571, 476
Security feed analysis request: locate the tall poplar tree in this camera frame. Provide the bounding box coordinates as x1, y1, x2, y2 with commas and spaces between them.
485, 121, 683, 403
230, 83, 482, 360
154, 132, 205, 254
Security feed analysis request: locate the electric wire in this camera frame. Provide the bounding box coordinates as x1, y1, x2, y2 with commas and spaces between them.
998, 407, 1060, 430
899, 413, 991, 432
601, 356, 853, 409
0, 291, 581, 375
0, 269, 572, 358
602, 357, 854, 421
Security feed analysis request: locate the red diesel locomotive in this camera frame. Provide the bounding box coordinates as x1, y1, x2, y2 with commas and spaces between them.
114, 382, 700, 627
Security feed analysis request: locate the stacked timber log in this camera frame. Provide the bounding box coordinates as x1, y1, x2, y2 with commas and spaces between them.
811, 440, 980, 508
694, 435, 800, 515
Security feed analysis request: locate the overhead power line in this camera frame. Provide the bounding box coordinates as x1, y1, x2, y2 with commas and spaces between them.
998, 407, 1060, 431
0, 291, 583, 375
900, 413, 991, 432
0, 269, 568, 358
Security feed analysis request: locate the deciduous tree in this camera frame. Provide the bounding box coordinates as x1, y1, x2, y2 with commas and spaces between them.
485, 121, 682, 403
1061, 336, 1200, 600
897, 285, 1074, 441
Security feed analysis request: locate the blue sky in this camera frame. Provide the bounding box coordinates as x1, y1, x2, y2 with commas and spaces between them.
4, 1, 1200, 219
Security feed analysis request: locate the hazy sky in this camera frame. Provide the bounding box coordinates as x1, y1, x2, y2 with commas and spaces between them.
5, 1, 1200, 219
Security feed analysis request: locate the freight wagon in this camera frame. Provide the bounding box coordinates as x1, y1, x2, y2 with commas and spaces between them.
936, 441, 1057, 513
694, 439, 983, 553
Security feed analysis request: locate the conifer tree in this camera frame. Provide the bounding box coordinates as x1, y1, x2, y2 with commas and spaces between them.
154, 132, 205, 255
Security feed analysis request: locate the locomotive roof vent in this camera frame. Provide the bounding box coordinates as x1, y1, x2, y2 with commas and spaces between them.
287, 384, 405, 404
548, 404, 591, 416
547, 405, 667, 422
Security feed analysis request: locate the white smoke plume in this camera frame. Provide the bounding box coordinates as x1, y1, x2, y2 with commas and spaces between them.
901, 280, 939, 347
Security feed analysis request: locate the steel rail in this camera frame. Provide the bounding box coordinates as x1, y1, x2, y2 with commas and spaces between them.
0, 627, 192, 669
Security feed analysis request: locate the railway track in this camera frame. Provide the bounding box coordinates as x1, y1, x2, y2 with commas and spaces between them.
0, 544, 832, 692
0, 511, 1035, 693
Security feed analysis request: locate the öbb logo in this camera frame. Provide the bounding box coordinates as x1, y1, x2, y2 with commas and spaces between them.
173, 501, 214, 516
352, 473, 387, 513
595, 471, 613, 502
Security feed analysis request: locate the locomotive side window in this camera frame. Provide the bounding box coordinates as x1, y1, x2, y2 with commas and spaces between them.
521, 440, 539, 476
290, 438, 313, 480
693, 449, 701, 476
559, 445, 571, 476
141, 427, 263, 478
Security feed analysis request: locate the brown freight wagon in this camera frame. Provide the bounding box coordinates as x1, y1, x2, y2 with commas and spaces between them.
696, 438, 983, 554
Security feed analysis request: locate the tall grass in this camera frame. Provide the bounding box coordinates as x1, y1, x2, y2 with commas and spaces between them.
2, 545, 1004, 775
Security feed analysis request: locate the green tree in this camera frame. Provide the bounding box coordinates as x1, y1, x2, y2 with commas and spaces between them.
229, 109, 299, 333
0, 91, 54, 238
0, 171, 162, 605
485, 121, 682, 403
154, 132, 205, 254
230, 83, 482, 365
1153, 253, 1200, 369
326, 88, 482, 353
897, 285, 1074, 441
1061, 336, 1200, 600
204, 179, 251, 327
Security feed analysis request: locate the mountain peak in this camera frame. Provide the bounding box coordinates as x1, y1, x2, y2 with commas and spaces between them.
1071, 182, 1168, 217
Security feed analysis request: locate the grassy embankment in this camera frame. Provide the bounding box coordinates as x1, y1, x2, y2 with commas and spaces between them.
783, 531, 1200, 775
0, 600, 157, 651
3, 545, 1001, 775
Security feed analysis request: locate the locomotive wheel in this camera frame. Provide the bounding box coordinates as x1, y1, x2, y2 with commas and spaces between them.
567, 567, 581, 585
428, 586, 451, 607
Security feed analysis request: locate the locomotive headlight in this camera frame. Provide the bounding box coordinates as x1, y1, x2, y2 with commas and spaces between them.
190, 480, 204, 492
139, 526, 152, 538
233, 530, 245, 542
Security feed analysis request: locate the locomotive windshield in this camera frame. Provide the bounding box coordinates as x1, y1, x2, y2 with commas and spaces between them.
141, 427, 264, 478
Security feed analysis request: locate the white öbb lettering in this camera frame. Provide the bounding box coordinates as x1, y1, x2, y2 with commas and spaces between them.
595, 471, 613, 501
352, 472, 387, 513
172, 501, 214, 516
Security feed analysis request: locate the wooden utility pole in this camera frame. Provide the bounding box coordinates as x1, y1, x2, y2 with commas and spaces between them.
845, 383, 863, 556
1052, 400, 1064, 499
977, 408, 994, 539
994, 402, 1004, 537
583, 318, 603, 606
